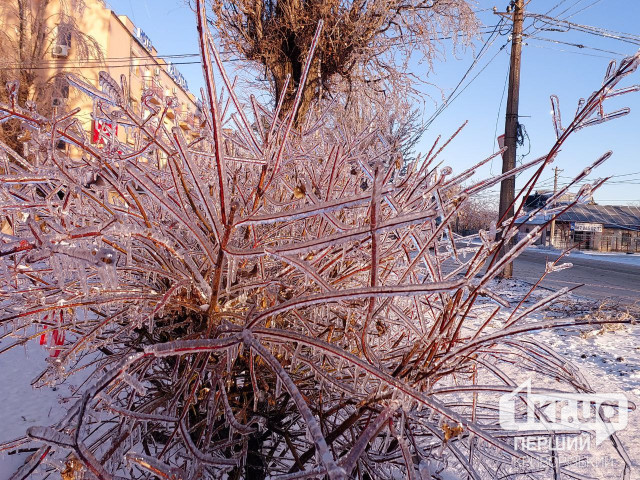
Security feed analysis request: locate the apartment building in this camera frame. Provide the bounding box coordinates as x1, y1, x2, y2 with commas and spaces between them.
98, 10, 203, 145
1, 0, 201, 150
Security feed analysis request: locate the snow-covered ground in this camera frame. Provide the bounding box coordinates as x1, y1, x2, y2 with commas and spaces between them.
530, 309, 640, 478
528, 246, 640, 267
0, 334, 77, 479
472, 280, 640, 479
0, 284, 638, 479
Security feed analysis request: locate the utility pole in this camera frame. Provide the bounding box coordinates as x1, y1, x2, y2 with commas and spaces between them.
497, 0, 524, 279
549, 167, 563, 247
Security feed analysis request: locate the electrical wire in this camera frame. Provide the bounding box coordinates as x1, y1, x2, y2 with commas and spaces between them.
424, 18, 507, 129
0, 60, 203, 72
520, 0, 571, 38
387, 25, 505, 47
611, 171, 640, 178
553, 0, 591, 19
563, 0, 604, 19
518, 0, 619, 48
526, 43, 620, 59
527, 36, 629, 57
527, 13, 640, 46
0, 52, 202, 67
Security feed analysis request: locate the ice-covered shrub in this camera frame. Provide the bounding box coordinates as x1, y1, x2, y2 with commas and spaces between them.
1, 3, 639, 478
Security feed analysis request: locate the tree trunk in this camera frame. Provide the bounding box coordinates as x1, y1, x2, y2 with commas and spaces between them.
273, 56, 321, 128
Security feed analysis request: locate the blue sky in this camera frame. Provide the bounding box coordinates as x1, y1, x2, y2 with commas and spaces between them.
106, 0, 640, 205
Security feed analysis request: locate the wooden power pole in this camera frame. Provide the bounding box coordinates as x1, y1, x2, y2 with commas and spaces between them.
549, 166, 563, 247
497, 0, 524, 279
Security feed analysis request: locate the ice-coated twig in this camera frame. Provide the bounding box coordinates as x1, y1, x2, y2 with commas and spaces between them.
196, 0, 228, 225
125, 452, 187, 479
264, 20, 324, 192
241, 329, 346, 480
340, 403, 397, 473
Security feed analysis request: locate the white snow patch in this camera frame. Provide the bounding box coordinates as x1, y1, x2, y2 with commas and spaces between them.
528, 246, 640, 267
0, 335, 67, 477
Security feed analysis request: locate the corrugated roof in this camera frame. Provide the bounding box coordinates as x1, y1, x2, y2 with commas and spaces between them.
515, 213, 549, 225
556, 204, 640, 229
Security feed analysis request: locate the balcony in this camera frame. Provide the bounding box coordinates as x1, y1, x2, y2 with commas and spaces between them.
179, 112, 198, 131
142, 79, 163, 105
166, 105, 181, 120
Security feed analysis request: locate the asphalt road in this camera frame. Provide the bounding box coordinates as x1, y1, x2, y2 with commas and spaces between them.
511, 250, 640, 305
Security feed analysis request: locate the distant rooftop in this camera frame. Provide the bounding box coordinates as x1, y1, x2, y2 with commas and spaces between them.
556, 204, 640, 230
517, 204, 640, 230
523, 191, 582, 211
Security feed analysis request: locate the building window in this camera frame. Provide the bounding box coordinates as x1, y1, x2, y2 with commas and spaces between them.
54, 77, 69, 99
143, 70, 158, 92
57, 23, 72, 47
129, 97, 139, 114
131, 48, 143, 76
131, 57, 140, 77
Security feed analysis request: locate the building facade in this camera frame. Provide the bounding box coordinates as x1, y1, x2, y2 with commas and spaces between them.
0, 0, 203, 235
550, 204, 640, 252
517, 203, 640, 253
0, 0, 201, 148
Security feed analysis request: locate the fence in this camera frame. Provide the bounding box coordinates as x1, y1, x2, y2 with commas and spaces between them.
551, 231, 640, 253
599, 235, 640, 253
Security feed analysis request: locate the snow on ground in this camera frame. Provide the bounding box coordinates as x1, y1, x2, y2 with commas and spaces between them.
528, 246, 640, 267
0, 284, 638, 479
0, 333, 74, 479
481, 280, 640, 479
531, 318, 640, 476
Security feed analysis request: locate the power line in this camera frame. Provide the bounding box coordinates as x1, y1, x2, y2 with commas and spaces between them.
0, 50, 247, 71
388, 25, 506, 47
520, 0, 571, 37
526, 43, 620, 59
0, 52, 201, 67
518, 0, 618, 49
424, 18, 507, 129
0, 60, 203, 72
535, 0, 571, 17
553, 0, 591, 18
563, 0, 604, 19
611, 171, 640, 178
526, 13, 640, 46
559, 172, 640, 181
527, 36, 629, 57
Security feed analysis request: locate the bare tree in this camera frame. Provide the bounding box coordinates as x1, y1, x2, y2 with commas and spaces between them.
206, 0, 478, 123
455, 195, 498, 234
443, 183, 498, 235
0, 0, 103, 153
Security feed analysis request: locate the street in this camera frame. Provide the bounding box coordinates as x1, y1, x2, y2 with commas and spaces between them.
512, 250, 640, 305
